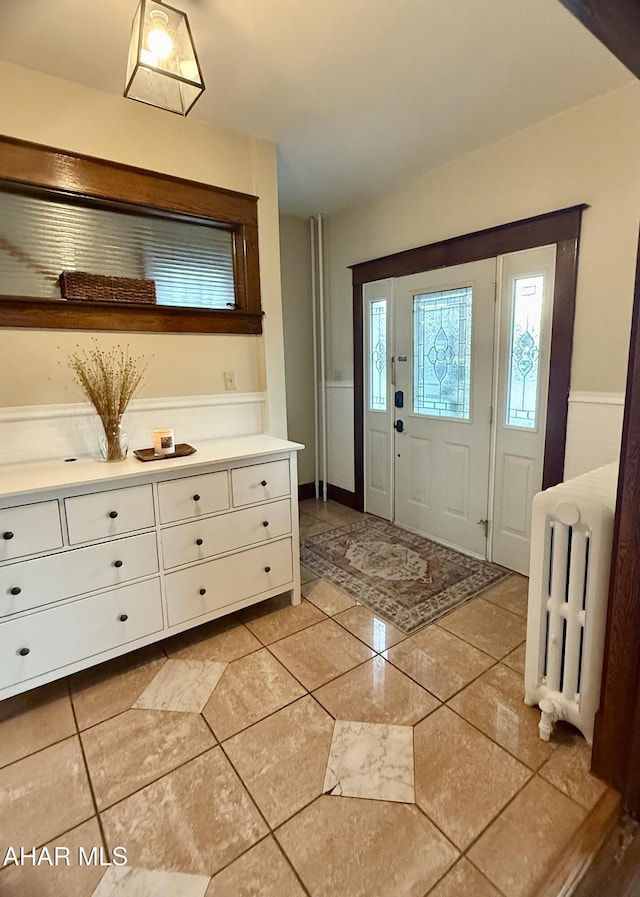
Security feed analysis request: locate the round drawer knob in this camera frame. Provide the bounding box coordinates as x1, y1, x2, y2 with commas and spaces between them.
113, 560, 123, 569
119, 613, 128, 622
10, 586, 21, 596
18, 647, 30, 657
108, 511, 118, 519
264, 566, 271, 573
196, 538, 204, 546
262, 520, 269, 528
3, 531, 14, 540
261, 480, 268, 487
199, 588, 206, 596
193, 494, 201, 502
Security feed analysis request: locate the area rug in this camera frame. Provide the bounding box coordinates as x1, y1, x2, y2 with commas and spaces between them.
301, 516, 509, 633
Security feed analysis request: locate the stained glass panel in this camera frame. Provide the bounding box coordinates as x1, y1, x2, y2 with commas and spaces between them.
506, 274, 543, 428
369, 299, 387, 411
413, 287, 472, 420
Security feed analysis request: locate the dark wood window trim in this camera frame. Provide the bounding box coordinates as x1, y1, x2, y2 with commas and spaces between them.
351, 204, 586, 512
0, 134, 263, 335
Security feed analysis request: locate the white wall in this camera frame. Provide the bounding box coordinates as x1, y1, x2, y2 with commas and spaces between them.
0, 60, 287, 438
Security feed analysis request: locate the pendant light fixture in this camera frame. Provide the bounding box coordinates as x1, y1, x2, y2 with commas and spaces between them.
124, 0, 204, 116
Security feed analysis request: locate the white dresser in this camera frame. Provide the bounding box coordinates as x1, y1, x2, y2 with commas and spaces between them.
0, 435, 302, 701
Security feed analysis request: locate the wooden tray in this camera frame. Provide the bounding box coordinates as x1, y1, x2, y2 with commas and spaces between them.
134, 443, 196, 462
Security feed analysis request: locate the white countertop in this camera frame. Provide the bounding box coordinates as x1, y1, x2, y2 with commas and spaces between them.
0, 434, 304, 500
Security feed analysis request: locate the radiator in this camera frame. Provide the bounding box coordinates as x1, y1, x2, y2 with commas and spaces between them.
524, 462, 618, 745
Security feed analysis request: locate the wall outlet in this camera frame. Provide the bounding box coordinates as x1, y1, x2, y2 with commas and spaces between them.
224, 370, 237, 391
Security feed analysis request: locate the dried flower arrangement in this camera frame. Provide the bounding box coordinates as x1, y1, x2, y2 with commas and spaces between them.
68, 342, 149, 461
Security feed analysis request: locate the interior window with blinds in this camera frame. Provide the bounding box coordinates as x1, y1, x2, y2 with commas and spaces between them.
0, 189, 236, 309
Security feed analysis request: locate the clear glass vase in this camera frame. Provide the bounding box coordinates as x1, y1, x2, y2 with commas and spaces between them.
98, 417, 129, 462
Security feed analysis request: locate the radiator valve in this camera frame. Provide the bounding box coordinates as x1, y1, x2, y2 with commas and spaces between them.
538, 698, 567, 741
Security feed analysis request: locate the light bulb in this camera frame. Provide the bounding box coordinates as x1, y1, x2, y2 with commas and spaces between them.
147, 9, 172, 60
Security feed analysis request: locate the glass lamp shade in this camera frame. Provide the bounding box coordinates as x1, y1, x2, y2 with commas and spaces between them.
124, 0, 205, 116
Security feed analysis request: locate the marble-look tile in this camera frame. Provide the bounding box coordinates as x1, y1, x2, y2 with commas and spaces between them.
539, 725, 607, 810
241, 595, 327, 644
70, 645, 167, 730
384, 624, 495, 700
163, 616, 261, 663
324, 719, 414, 803
206, 836, 306, 897
81, 709, 215, 808
448, 664, 555, 770
93, 866, 210, 897
468, 776, 586, 897
0, 736, 94, 849
502, 642, 526, 675
302, 579, 357, 615
133, 659, 227, 713
428, 859, 503, 897
202, 649, 306, 741
438, 598, 526, 659
313, 656, 438, 726
277, 795, 458, 897
299, 509, 322, 527
300, 564, 318, 584
0, 679, 76, 769
101, 748, 267, 876
482, 574, 529, 618
300, 521, 336, 538
269, 619, 374, 690
0, 818, 104, 897
299, 500, 364, 526
224, 697, 334, 827
414, 706, 531, 849
334, 605, 406, 651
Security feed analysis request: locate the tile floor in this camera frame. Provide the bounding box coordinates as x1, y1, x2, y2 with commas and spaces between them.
0, 499, 610, 897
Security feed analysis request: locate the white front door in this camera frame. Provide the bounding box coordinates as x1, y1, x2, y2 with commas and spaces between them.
393, 259, 496, 557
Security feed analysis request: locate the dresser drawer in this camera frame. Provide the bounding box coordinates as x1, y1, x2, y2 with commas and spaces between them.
0, 502, 62, 562
161, 499, 291, 569
0, 532, 159, 618
157, 471, 229, 524
165, 538, 293, 626
231, 460, 290, 507
65, 485, 155, 544
0, 579, 163, 689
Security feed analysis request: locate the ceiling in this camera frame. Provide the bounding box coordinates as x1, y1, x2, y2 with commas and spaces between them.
0, 0, 632, 216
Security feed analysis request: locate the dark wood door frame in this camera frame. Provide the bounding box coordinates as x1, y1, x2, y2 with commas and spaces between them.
556, 0, 640, 820
351, 205, 586, 512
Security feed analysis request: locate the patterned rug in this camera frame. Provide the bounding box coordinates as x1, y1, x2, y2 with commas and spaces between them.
301, 516, 509, 633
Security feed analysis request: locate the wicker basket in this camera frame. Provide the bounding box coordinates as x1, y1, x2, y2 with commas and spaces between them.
60, 271, 157, 304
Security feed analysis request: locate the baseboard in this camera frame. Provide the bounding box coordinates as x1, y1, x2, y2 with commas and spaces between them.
298, 482, 361, 510
298, 482, 317, 501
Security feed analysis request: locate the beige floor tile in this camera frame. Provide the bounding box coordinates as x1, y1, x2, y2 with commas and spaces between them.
300, 564, 319, 584
302, 579, 357, 615
0, 818, 105, 897
438, 598, 526, 659
224, 697, 334, 827
324, 720, 414, 802
163, 616, 262, 663
299, 509, 322, 527
334, 605, 406, 651
82, 709, 215, 809
202, 648, 306, 741
0, 736, 94, 849
133, 659, 227, 713
468, 776, 586, 897
428, 859, 503, 897
448, 664, 555, 769
70, 645, 167, 730
300, 521, 336, 538
0, 679, 76, 769
384, 624, 495, 701
502, 642, 526, 675
206, 836, 306, 897
313, 655, 438, 725
414, 706, 531, 849
241, 595, 327, 644
101, 748, 267, 876
94, 867, 210, 897
299, 500, 364, 525
269, 619, 374, 690
539, 724, 608, 810
482, 574, 529, 618
277, 795, 458, 897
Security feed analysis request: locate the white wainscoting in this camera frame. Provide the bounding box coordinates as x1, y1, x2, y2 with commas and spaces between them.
0, 393, 267, 465
326, 381, 355, 492
564, 392, 624, 480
